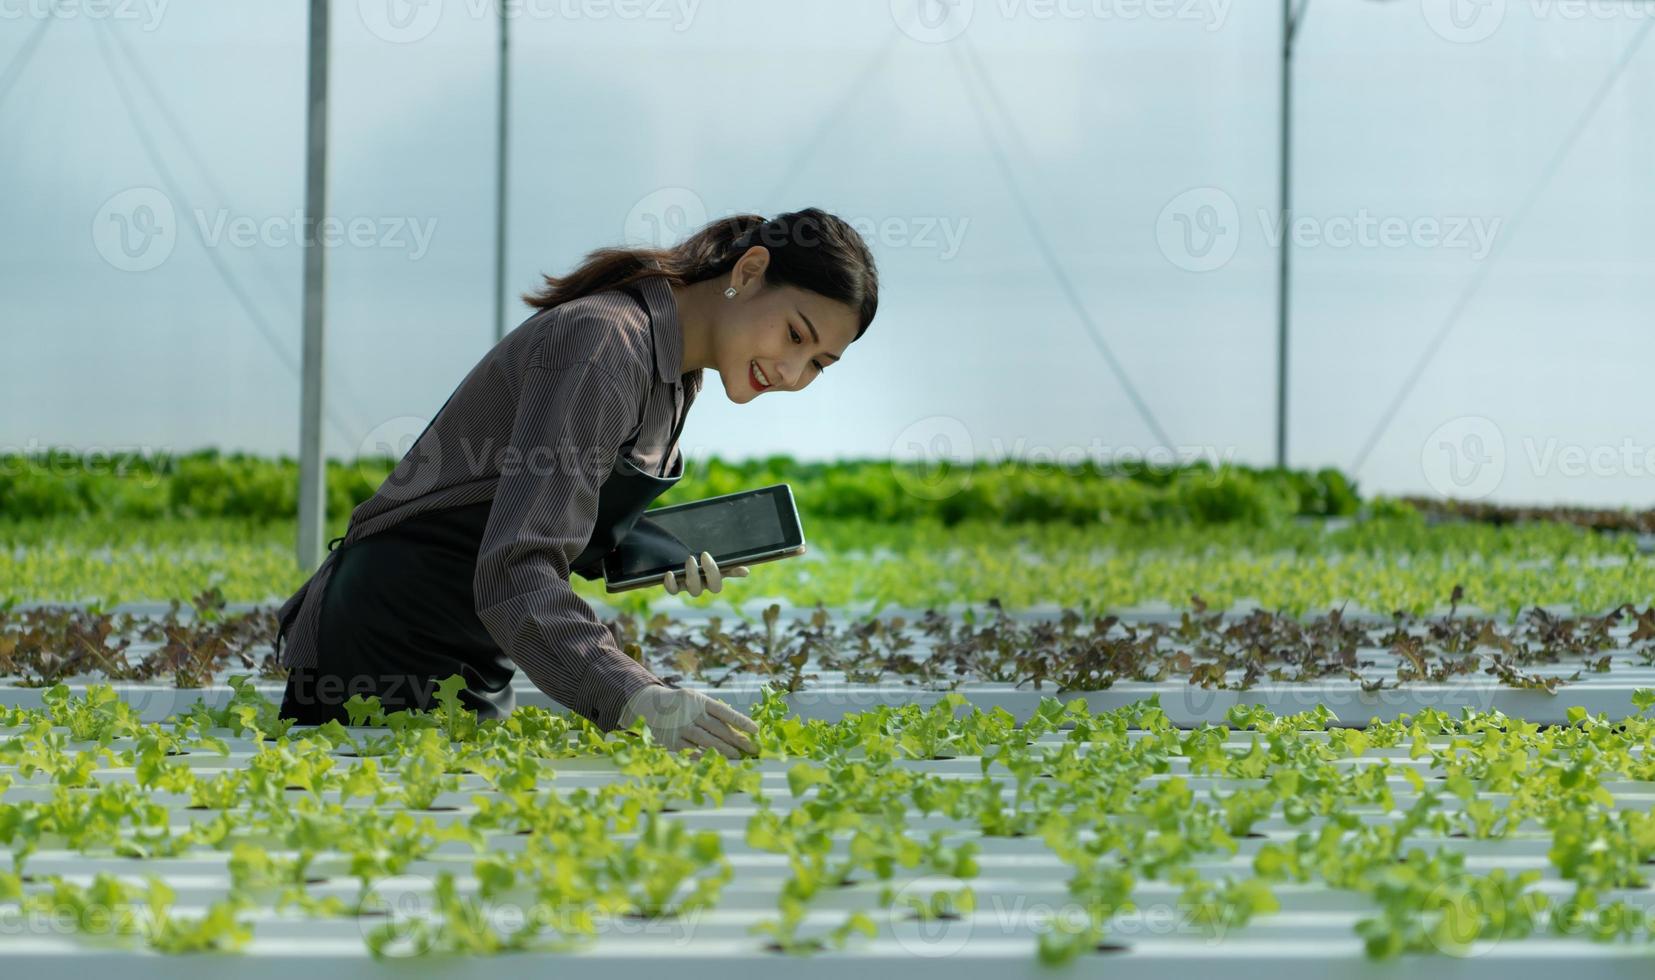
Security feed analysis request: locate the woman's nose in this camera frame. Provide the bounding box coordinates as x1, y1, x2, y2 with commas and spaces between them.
774, 360, 798, 388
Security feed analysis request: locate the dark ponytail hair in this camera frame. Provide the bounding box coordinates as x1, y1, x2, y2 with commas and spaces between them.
522, 208, 880, 354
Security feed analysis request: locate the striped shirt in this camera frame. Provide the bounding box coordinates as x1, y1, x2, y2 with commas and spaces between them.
274, 274, 702, 731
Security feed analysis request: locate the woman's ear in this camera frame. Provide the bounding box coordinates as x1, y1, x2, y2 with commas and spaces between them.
730, 245, 770, 293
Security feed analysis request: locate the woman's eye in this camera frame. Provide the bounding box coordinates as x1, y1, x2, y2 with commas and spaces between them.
790, 324, 825, 372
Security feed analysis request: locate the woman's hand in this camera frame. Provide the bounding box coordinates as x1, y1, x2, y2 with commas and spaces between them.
663, 550, 748, 596
618, 684, 759, 759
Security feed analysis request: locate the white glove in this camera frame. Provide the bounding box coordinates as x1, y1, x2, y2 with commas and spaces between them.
663, 550, 749, 596
618, 684, 759, 760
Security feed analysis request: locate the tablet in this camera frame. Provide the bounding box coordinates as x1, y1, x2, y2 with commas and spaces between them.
602, 483, 807, 592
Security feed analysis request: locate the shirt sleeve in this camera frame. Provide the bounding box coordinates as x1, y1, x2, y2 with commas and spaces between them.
472, 357, 667, 731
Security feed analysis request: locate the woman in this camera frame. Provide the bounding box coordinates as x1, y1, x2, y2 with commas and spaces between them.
272, 208, 879, 760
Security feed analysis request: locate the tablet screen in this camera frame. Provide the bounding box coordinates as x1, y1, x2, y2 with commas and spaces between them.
608, 490, 791, 581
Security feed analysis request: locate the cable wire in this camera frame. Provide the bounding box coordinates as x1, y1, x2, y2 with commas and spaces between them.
1349, 17, 1654, 475
952, 36, 1174, 450
0, 14, 53, 113
91, 19, 364, 449
761, 31, 900, 206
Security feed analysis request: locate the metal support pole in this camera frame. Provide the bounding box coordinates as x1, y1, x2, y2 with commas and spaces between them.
493, 6, 510, 343
298, 0, 330, 569
1275, 0, 1294, 470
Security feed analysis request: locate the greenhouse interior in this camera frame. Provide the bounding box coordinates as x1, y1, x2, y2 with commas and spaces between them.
3, 0, 1655, 975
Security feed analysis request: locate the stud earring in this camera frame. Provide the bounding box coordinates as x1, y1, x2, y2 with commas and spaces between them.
724, 286, 738, 299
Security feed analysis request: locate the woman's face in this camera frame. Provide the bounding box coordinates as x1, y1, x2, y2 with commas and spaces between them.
713, 248, 860, 404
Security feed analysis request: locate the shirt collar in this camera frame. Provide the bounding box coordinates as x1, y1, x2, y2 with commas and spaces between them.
636, 275, 682, 384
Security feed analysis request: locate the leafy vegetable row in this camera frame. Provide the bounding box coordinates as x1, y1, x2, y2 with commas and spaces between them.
1402, 496, 1655, 536
8, 681, 1655, 961
6, 587, 1655, 693
9, 509, 1654, 617
2, 449, 1361, 525
619, 590, 1655, 696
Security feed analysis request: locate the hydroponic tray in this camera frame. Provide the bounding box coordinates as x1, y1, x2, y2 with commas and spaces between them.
0, 674, 1650, 727
5, 597, 1613, 625
5, 638, 1653, 726
6, 601, 1650, 725
4, 727, 1655, 976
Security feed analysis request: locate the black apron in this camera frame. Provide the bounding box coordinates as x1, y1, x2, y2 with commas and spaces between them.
279, 284, 691, 725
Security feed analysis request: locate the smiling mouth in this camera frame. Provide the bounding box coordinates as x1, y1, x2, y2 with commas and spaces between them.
749, 360, 772, 392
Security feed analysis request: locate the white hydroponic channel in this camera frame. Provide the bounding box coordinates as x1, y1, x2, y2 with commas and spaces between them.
7, 606, 1655, 973
4, 729, 1655, 976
